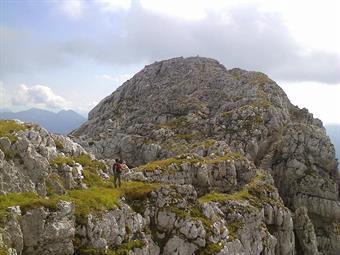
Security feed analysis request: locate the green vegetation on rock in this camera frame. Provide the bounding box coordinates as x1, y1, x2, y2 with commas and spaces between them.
198, 170, 282, 209
53, 139, 64, 150
197, 242, 223, 255
139, 156, 200, 172
0, 181, 159, 225
227, 219, 245, 240
192, 139, 216, 149
0, 120, 30, 143
156, 116, 188, 130
249, 72, 271, 86
50, 155, 76, 167
0, 246, 9, 255
332, 222, 340, 235
50, 154, 105, 169
108, 240, 143, 255
77, 240, 143, 255
50, 154, 107, 188
167, 205, 213, 229
139, 151, 244, 172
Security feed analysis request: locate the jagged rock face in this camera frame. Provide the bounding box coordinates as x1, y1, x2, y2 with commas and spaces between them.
0, 122, 88, 196
72, 57, 340, 254
1, 202, 75, 255
72, 57, 292, 166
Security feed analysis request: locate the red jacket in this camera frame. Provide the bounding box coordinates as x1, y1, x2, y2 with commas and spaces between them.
113, 163, 123, 173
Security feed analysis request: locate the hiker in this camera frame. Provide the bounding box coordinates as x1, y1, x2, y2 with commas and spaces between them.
113, 159, 123, 188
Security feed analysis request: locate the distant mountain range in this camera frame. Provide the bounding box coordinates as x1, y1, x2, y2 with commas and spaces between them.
325, 124, 340, 161
0, 108, 86, 134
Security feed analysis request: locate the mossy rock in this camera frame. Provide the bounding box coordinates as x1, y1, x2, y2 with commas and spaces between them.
0, 246, 9, 255
249, 72, 272, 86
0, 181, 160, 226
197, 242, 223, 255
139, 152, 244, 172
0, 120, 30, 143
53, 138, 64, 150
198, 170, 282, 209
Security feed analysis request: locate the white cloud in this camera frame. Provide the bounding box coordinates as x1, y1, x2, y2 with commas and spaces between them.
97, 73, 132, 83
12, 84, 71, 110
95, 0, 131, 12
140, 0, 340, 54
60, 0, 85, 20
280, 81, 340, 124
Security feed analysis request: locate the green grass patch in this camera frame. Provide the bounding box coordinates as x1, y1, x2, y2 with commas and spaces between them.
250, 98, 271, 109
156, 116, 188, 130
0, 192, 59, 222
249, 72, 271, 86
0, 246, 9, 255
50, 154, 107, 188
67, 181, 159, 223
192, 139, 217, 149
108, 240, 143, 255
53, 139, 64, 150
197, 242, 223, 255
0, 120, 30, 143
332, 222, 340, 235
198, 171, 281, 208
167, 205, 213, 229
77, 240, 143, 255
175, 133, 195, 140
50, 154, 106, 170
139, 156, 200, 172
50, 155, 76, 167
221, 111, 232, 118
0, 182, 160, 225
123, 182, 160, 201
139, 152, 244, 172
204, 152, 244, 164
227, 219, 245, 240
198, 190, 249, 204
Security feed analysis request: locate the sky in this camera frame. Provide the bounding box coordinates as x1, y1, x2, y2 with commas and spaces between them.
0, 0, 339, 123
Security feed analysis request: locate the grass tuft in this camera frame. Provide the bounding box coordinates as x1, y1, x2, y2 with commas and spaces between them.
53, 139, 64, 150
198, 170, 282, 208
108, 240, 143, 255
197, 242, 223, 255
0, 181, 160, 225
0, 120, 29, 143
139, 152, 244, 172
0, 246, 9, 255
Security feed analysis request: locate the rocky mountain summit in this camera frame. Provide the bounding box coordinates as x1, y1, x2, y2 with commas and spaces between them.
1, 56, 340, 255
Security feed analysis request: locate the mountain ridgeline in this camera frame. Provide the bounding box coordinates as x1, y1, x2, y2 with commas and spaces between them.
1, 57, 339, 255
0, 108, 86, 134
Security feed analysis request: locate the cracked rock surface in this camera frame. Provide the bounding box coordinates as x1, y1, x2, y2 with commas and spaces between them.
1, 57, 339, 254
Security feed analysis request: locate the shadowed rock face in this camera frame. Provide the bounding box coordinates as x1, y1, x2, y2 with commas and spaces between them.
72, 56, 340, 254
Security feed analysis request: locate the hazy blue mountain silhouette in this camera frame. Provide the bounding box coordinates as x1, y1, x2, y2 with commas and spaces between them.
325, 124, 340, 162
0, 108, 86, 134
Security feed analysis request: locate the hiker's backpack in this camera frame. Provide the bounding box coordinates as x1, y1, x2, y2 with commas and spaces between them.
114, 163, 123, 173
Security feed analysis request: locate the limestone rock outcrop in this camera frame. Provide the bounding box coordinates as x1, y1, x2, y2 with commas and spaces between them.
0, 121, 97, 196
1, 57, 339, 254
71, 57, 339, 254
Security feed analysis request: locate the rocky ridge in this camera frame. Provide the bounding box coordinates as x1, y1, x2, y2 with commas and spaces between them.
1, 56, 339, 255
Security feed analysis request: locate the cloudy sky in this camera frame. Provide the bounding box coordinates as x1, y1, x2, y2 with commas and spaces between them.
0, 0, 339, 123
